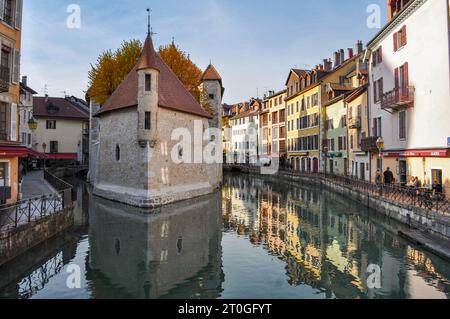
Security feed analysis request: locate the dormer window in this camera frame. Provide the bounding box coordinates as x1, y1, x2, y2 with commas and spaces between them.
145, 74, 152, 91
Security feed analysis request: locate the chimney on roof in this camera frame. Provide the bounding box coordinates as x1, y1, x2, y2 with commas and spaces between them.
21, 76, 27, 86
333, 52, 340, 69
348, 48, 354, 59
356, 40, 363, 54
323, 59, 332, 71
339, 49, 345, 64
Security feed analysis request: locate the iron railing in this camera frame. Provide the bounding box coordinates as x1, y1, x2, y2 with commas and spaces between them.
381, 86, 415, 110
43, 169, 73, 192
0, 192, 66, 231
0, 170, 73, 231
284, 169, 450, 216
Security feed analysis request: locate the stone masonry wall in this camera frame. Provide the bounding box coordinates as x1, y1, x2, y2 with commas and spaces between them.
94, 107, 222, 208
0, 207, 74, 267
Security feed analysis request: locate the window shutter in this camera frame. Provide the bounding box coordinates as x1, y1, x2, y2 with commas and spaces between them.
379, 78, 384, 101
372, 51, 376, 66
0, 0, 4, 21
11, 103, 17, 141
15, 0, 22, 30
393, 33, 398, 52
402, 25, 407, 46
373, 118, 377, 136
379, 46, 383, 63
373, 82, 377, 103
403, 62, 409, 87
12, 49, 20, 84
394, 68, 399, 88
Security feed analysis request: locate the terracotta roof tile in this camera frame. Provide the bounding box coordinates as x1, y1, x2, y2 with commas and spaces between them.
96, 35, 212, 119
201, 64, 222, 84
33, 97, 89, 120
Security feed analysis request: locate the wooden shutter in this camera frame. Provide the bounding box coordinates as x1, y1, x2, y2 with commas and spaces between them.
12, 49, 20, 84
15, 0, 22, 30
403, 62, 409, 87
393, 32, 398, 52
373, 118, 377, 136
373, 82, 378, 103
394, 68, 399, 88
402, 25, 407, 46
379, 46, 383, 63
380, 78, 383, 98
10, 103, 17, 141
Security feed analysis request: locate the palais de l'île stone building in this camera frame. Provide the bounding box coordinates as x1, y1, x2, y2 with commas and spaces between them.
89, 33, 224, 208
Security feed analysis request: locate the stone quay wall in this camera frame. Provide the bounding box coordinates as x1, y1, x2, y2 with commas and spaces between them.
0, 206, 74, 267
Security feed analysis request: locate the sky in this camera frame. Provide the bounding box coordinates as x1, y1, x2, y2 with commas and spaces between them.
21, 0, 387, 104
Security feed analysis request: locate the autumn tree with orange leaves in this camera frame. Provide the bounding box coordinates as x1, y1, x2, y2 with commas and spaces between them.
88, 39, 203, 105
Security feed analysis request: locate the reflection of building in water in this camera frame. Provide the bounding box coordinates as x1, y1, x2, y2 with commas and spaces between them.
225, 175, 262, 234
87, 192, 223, 299
258, 186, 287, 254
223, 174, 450, 299
285, 187, 323, 280
405, 247, 450, 299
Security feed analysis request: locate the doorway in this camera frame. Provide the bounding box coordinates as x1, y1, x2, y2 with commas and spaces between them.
313, 158, 319, 174
359, 163, 365, 181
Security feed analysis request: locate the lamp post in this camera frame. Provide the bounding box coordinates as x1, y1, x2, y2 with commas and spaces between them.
376, 137, 385, 172
42, 142, 47, 170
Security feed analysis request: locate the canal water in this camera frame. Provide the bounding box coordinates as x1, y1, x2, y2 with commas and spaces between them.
1, 173, 450, 299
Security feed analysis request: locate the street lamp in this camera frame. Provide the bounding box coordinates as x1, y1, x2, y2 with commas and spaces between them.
376, 137, 385, 171
27, 117, 38, 131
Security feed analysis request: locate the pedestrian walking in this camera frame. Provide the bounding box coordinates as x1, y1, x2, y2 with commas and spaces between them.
383, 167, 395, 186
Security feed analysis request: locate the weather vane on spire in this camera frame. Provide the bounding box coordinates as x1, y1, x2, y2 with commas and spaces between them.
147, 8, 157, 37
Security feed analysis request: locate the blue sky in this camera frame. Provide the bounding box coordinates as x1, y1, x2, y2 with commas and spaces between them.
22, 0, 387, 104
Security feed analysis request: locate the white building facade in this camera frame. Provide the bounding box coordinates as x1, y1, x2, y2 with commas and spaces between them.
19, 76, 37, 149
367, 0, 450, 192
230, 101, 260, 165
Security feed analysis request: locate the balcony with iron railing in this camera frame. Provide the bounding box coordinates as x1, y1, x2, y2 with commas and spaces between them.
381, 86, 415, 111
348, 117, 361, 129
0, 66, 10, 93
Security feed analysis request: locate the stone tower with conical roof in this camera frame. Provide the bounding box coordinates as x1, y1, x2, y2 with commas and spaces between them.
200, 64, 224, 131
137, 34, 160, 148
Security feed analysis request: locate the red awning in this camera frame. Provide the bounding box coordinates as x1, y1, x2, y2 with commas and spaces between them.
0, 146, 28, 158
383, 149, 450, 158
45, 153, 77, 160
26, 149, 77, 160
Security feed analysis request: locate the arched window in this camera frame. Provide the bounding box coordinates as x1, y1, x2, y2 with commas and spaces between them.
115, 145, 120, 161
